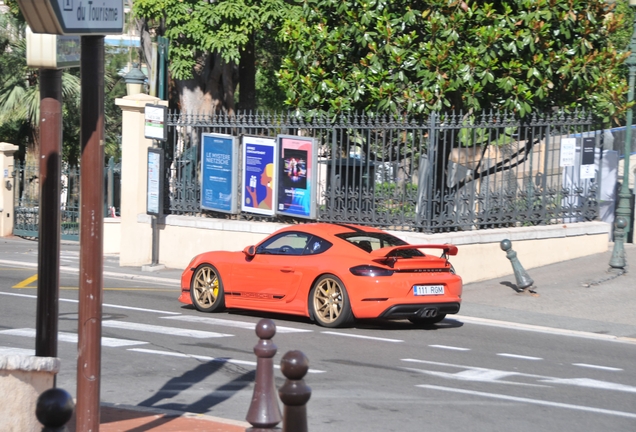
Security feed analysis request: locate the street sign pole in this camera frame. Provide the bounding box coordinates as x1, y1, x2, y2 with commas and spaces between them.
76, 35, 105, 431
35, 68, 63, 362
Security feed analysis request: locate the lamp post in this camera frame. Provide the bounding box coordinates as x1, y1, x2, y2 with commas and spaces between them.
124, 63, 147, 96
609, 0, 636, 270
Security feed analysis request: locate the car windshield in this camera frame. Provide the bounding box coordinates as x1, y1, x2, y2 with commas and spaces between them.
336, 232, 424, 257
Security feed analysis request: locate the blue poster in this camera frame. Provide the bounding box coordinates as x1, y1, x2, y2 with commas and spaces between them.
201, 133, 238, 213
242, 136, 277, 216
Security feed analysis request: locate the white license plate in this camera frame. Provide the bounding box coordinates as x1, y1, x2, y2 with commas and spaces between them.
413, 285, 445, 296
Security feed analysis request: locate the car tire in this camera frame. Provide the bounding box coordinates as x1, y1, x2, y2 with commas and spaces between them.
309, 274, 354, 328
408, 313, 446, 326
190, 264, 225, 312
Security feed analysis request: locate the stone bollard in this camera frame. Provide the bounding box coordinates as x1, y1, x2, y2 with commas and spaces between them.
0, 354, 60, 432
246, 318, 282, 431
36, 388, 74, 432
279, 350, 311, 432
500, 239, 534, 291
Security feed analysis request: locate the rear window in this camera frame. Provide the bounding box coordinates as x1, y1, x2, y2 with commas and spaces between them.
336, 232, 424, 257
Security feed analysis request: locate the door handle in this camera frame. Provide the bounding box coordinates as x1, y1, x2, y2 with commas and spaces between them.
281, 267, 294, 273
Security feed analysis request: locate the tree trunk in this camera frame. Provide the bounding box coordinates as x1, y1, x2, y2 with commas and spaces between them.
237, 33, 256, 112
176, 52, 237, 115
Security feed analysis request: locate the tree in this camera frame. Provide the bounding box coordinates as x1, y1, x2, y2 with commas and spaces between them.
133, 0, 293, 114
278, 0, 629, 124
0, 7, 127, 166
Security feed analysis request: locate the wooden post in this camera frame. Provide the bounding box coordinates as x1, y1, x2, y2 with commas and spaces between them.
279, 350, 311, 432
245, 318, 282, 431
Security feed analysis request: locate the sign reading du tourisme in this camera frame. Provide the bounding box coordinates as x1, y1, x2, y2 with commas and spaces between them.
17, 0, 123, 35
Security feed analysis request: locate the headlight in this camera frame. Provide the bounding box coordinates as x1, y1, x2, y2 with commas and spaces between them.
349, 265, 394, 277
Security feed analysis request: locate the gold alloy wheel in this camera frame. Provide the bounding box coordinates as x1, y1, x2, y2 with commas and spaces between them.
312, 276, 345, 324
191, 265, 222, 311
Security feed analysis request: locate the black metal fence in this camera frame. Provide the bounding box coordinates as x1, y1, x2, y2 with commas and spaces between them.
163, 110, 609, 233
11, 159, 121, 240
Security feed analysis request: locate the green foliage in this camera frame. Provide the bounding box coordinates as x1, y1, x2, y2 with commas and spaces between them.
278, 0, 629, 124
133, 0, 295, 81
0, 10, 126, 165
375, 182, 418, 216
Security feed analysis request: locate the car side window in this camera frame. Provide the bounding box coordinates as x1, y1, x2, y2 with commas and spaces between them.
256, 232, 311, 255
303, 236, 333, 255
348, 236, 382, 253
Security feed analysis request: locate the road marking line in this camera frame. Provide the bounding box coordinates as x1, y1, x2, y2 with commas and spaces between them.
429, 344, 470, 351
0, 292, 181, 315
102, 320, 233, 338
537, 377, 636, 392
0, 328, 147, 347
13, 274, 38, 288
321, 331, 403, 343
0, 346, 35, 356
8, 286, 177, 292
0, 259, 180, 286
573, 363, 623, 372
497, 353, 543, 361
417, 384, 636, 419
162, 315, 313, 333
402, 358, 636, 393
454, 315, 636, 344
127, 348, 325, 374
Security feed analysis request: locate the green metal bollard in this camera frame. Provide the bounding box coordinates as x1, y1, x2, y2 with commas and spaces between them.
609, 217, 628, 271
500, 239, 534, 291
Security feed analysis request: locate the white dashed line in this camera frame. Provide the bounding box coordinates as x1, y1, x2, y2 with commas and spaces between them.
417, 385, 636, 419
0, 328, 147, 347
128, 348, 326, 373
162, 315, 313, 333
102, 321, 233, 338
429, 344, 470, 351
321, 331, 403, 343
572, 363, 623, 372
497, 353, 543, 361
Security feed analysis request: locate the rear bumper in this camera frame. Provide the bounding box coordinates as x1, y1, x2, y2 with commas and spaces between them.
377, 302, 460, 320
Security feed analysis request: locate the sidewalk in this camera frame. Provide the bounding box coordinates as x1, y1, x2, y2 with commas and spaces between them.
67, 403, 249, 432
459, 242, 636, 340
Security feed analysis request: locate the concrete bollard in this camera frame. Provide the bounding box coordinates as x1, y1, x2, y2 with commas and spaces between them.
245, 318, 282, 431
0, 354, 60, 432
36, 388, 74, 432
500, 239, 534, 291
279, 350, 311, 432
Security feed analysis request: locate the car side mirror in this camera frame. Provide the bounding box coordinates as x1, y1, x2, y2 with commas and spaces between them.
243, 245, 256, 258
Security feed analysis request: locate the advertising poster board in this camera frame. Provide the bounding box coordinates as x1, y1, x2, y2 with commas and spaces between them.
276, 135, 317, 219
200, 133, 238, 213
242, 136, 277, 216
147, 147, 163, 216
580, 137, 596, 179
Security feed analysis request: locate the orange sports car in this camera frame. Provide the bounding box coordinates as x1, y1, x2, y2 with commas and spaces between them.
179, 223, 463, 328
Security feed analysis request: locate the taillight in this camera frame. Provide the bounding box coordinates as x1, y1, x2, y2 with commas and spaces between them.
349, 265, 394, 277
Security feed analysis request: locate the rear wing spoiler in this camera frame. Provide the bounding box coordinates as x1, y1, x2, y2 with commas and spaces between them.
369, 244, 458, 258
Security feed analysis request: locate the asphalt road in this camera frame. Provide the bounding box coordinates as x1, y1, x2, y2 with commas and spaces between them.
1, 238, 636, 431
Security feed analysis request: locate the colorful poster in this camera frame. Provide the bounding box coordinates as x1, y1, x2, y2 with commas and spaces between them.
242, 136, 277, 216
200, 133, 238, 213
276, 135, 316, 219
